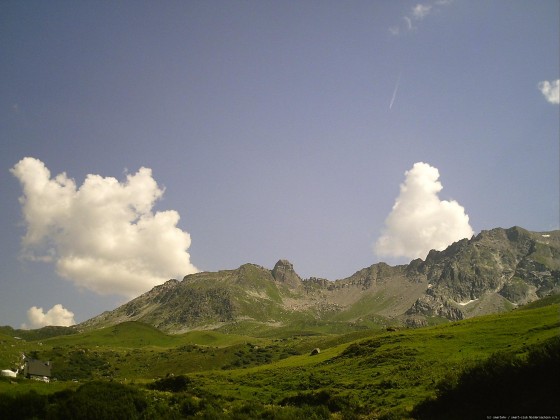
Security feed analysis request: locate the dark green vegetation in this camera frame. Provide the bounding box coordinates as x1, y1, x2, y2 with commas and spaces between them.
1, 296, 559, 419
412, 337, 560, 419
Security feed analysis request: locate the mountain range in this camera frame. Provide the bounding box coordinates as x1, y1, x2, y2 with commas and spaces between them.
81, 226, 560, 333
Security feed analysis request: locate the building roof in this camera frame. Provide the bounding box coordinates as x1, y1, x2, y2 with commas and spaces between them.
25, 359, 51, 377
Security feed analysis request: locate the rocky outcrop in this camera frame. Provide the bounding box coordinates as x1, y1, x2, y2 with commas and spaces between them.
406, 227, 560, 319
271, 259, 302, 289
80, 227, 560, 333
406, 292, 464, 321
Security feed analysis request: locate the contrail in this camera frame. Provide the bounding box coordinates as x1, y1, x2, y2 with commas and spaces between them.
389, 72, 402, 110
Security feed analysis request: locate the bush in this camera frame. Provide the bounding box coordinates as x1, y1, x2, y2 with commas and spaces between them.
280, 390, 358, 414
178, 395, 201, 416
51, 381, 148, 419
0, 381, 153, 420
412, 337, 560, 419
148, 375, 191, 392
0, 390, 48, 419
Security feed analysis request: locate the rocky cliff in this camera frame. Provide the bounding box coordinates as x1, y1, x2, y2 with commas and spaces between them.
405, 227, 560, 322
80, 227, 560, 333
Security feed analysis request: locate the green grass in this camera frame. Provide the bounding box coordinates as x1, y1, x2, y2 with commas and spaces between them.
47, 322, 255, 349
519, 292, 560, 309
45, 322, 178, 348
329, 292, 393, 322
412, 336, 560, 419
187, 303, 560, 418
1, 300, 558, 418
0, 376, 80, 396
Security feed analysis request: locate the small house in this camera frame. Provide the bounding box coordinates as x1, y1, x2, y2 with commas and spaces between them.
23, 357, 52, 382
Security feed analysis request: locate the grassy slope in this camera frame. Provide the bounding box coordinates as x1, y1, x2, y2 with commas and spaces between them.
190, 303, 560, 417
1, 300, 558, 417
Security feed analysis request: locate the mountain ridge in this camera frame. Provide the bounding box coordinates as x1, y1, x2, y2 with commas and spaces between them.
80, 226, 560, 333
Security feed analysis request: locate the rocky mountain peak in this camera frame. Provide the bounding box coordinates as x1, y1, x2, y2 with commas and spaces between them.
271, 259, 302, 288
79, 227, 559, 333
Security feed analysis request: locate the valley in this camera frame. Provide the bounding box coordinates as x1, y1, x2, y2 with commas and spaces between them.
1, 296, 559, 418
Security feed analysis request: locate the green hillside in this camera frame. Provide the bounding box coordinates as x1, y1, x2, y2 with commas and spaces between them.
1, 298, 558, 418
187, 302, 560, 418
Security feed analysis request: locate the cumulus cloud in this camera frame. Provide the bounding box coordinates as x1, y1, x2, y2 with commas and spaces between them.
11, 157, 198, 298
21, 304, 76, 329
538, 79, 559, 104
374, 162, 474, 260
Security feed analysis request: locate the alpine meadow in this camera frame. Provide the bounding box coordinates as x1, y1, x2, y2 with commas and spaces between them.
1, 1, 559, 419
1, 227, 560, 418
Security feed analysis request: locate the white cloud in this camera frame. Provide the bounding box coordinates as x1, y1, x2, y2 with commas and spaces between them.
412, 4, 432, 20
11, 157, 198, 298
22, 304, 76, 329
374, 162, 474, 260
538, 79, 559, 104
390, 1, 452, 35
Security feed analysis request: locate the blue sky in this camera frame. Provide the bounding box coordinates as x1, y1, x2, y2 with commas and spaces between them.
1, 1, 558, 328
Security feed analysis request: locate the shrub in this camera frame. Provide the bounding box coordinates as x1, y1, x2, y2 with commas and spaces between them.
148, 375, 191, 392
50, 381, 148, 420
0, 390, 47, 419
178, 395, 201, 416
280, 390, 357, 414
412, 337, 560, 419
